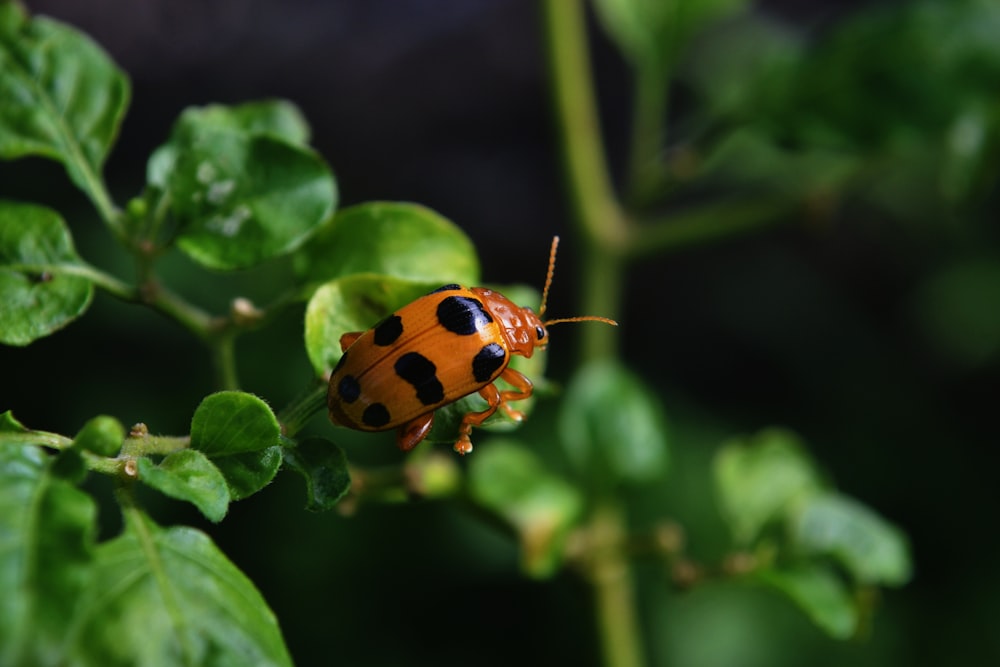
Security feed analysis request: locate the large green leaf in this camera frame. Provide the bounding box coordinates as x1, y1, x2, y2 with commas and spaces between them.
558, 360, 669, 486
0, 444, 96, 667
151, 103, 336, 270
0, 2, 129, 210
65, 511, 292, 667
293, 201, 479, 286
0, 200, 94, 345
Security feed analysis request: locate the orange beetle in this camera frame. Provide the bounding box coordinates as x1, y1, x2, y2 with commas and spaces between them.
327, 236, 616, 454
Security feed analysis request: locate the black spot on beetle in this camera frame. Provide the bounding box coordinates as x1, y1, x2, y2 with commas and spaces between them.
395, 352, 445, 406
362, 403, 391, 427
430, 284, 462, 294
373, 314, 403, 346
535, 326, 545, 341
437, 296, 493, 336
338, 375, 361, 403
472, 343, 506, 382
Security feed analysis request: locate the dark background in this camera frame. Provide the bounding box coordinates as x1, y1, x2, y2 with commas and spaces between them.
2, 1, 997, 665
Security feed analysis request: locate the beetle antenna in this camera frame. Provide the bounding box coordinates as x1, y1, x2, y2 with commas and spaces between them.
544, 316, 619, 327
538, 235, 559, 319
539, 236, 619, 328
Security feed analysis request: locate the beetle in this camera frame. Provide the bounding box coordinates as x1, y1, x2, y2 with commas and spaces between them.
327, 236, 617, 455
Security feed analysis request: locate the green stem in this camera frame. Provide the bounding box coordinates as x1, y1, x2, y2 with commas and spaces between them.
211, 332, 240, 391
277, 381, 328, 437
628, 197, 795, 259
585, 502, 647, 667
32, 262, 217, 338
543, 2, 646, 666
543, 0, 631, 251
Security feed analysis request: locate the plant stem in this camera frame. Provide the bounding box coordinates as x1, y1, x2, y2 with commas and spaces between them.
211, 332, 241, 390
628, 197, 796, 259
543, 0, 630, 252
542, 2, 646, 666
277, 381, 329, 437
585, 501, 647, 667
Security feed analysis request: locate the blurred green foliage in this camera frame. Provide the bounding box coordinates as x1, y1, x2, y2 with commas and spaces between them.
1, 0, 997, 664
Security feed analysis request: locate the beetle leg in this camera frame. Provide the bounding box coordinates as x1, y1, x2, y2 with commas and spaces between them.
397, 412, 435, 451
339, 331, 363, 352
496, 367, 534, 422
453, 383, 504, 455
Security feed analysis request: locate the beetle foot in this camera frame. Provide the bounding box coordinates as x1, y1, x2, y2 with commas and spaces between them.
454, 436, 474, 456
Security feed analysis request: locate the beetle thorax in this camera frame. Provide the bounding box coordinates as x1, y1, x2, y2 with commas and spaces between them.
471, 287, 547, 358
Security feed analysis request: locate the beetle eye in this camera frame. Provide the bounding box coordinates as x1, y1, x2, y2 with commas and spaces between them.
535, 326, 546, 340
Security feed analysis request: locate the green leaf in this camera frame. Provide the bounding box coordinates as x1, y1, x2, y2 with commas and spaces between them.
175, 100, 311, 145
137, 450, 231, 523
293, 201, 479, 286
0, 444, 96, 667
0, 3, 129, 213
303, 273, 437, 375
468, 440, 583, 577
190, 391, 281, 457
281, 437, 351, 511
791, 492, 912, 587
755, 564, 858, 639
212, 446, 282, 501
0, 409, 26, 433
0, 200, 94, 345
713, 428, 824, 544
152, 103, 336, 270
65, 511, 292, 667
558, 360, 669, 486
73, 414, 124, 457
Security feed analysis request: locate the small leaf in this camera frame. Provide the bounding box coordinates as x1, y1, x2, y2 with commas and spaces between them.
153, 103, 336, 270
65, 511, 293, 666
755, 564, 858, 639
0, 409, 27, 433
177, 100, 312, 145
0, 200, 94, 345
0, 444, 96, 667
468, 440, 583, 577
137, 450, 230, 523
72, 414, 124, 457
190, 391, 281, 457
713, 428, 824, 544
791, 492, 912, 587
0, 3, 129, 206
212, 446, 283, 501
281, 437, 351, 511
303, 273, 437, 375
558, 360, 669, 486
294, 201, 479, 286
